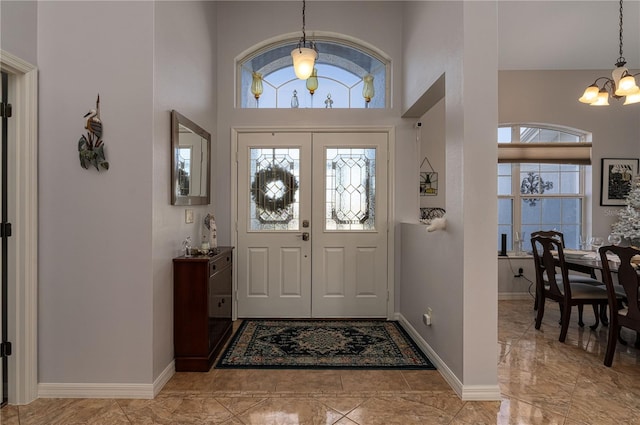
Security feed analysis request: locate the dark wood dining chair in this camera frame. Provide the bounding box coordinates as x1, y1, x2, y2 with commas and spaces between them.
530, 229, 604, 326
531, 235, 609, 342
599, 245, 640, 367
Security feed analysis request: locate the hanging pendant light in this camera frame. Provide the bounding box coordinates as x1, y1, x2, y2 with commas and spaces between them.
251, 72, 264, 108
362, 74, 375, 107
291, 0, 318, 80
578, 0, 639, 106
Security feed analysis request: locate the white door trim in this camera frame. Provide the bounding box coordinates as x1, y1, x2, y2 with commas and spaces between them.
231, 126, 395, 320
0, 50, 38, 405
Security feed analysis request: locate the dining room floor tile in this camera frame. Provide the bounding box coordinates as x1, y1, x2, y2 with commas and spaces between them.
2, 299, 640, 424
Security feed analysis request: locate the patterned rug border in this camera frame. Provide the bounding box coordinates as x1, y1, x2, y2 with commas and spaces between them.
215, 319, 436, 370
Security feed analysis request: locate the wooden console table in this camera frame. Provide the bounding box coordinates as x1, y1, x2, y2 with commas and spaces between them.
173, 247, 233, 372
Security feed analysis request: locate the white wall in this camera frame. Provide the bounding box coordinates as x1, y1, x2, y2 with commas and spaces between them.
152, 1, 218, 383
0, 1, 37, 65
400, 1, 499, 396
37, 1, 155, 385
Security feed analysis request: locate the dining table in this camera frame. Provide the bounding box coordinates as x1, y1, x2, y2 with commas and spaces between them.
560, 250, 640, 331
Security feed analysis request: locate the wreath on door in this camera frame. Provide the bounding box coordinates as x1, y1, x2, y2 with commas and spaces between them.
251, 165, 299, 213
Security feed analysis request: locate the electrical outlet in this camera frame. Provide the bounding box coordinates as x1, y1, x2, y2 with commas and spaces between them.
423, 307, 433, 326
185, 209, 194, 224
514, 267, 524, 277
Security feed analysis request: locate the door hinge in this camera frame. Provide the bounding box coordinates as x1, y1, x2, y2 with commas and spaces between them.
0, 341, 12, 358
0, 102, 12, 118
0, 222, 11, 238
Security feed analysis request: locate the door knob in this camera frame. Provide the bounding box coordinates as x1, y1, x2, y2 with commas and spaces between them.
297, 232, 310, 241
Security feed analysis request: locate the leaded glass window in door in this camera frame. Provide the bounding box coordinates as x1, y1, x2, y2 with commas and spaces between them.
325, 148, 376, 230
249, 148, 300, 231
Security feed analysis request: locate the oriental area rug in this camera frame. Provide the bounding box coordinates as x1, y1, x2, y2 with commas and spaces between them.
216, 319, 435, 370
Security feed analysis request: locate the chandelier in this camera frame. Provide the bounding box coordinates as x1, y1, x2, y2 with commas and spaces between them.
578, 0, 640, 106
291, 0, 318, 80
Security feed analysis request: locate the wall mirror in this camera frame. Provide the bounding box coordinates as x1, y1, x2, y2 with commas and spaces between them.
171, 110, 211, 205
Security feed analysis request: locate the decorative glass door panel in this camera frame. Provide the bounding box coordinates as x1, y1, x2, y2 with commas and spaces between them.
249, 148, 300, 231
325, 148, 376, 230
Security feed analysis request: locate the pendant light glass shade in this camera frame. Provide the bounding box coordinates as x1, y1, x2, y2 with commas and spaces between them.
590, 89, 610, 106
623, 91, 640, 105
251, 72, 264, 99
362, 74, 375, 103
291, 47, 317, 80
579, 84, 600, 104
615, 74, 640, 96
306, 68, 318, 94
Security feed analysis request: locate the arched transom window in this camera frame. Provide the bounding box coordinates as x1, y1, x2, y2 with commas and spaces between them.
238, 38, 388, 109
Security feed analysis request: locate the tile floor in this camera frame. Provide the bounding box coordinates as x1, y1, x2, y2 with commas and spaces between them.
2, 299, 640, 424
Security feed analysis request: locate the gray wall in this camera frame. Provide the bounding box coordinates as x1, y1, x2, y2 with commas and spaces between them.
399, 1, 499, 389
37, 0, 218, 386
152, 1, 218, 382
0, 1, 37, 65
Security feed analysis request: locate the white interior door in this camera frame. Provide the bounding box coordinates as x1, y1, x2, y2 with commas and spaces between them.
237, 133, 312, 317
236, 131, 388, 318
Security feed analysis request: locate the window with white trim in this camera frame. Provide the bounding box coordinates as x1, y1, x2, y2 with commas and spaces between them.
498, 125, 590, 253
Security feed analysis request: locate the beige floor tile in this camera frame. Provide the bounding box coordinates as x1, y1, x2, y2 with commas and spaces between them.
235, 397, 344, 425
451, 397, 565, 425
214, 396, 268, 416
209, 369, 279, 391
272, 369, 343, 392
122, 396, 235, 424
18, 398, 130, 425
340, 370, 411, 391
160, 370, 215, 394
401, 370, 453, 392
0, 405, 20, 425
314, 396, 368, 415
344, 395, 454, 425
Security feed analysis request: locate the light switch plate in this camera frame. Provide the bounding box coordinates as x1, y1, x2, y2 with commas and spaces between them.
185, 209, 194, 224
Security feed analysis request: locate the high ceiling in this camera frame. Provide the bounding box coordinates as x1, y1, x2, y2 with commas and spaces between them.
497, 1, 640, 71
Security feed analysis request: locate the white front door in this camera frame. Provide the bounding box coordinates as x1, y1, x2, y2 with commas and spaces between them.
236, 131, 388, 318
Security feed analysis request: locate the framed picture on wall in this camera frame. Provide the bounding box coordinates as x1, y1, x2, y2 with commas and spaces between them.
420, 172, 438, 196
600, 158, 639, 206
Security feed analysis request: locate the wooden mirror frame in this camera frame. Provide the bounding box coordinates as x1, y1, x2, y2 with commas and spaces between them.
171, 110, 211, 205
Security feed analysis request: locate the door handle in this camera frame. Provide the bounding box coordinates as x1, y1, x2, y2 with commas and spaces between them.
297, 232, 310, 241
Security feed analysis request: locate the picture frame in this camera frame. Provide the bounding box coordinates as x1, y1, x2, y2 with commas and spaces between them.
600, 158, 639, 206
420, 172, 438, 196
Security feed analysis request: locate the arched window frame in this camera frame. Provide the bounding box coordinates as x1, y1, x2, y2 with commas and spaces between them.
236, 33, 390, 109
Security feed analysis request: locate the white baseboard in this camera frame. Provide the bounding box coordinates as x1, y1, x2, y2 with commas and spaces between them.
38, 361, 175, 400
153, 361, 175, 397
395, 313, 501, 401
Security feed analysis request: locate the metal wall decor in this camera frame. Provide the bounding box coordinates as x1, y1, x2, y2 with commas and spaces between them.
78, 94, 109, 171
